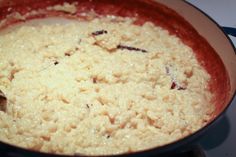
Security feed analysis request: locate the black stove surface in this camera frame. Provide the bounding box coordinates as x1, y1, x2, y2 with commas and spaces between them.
170, 147, 206, 157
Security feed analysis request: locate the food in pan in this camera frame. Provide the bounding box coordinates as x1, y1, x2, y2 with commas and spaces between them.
0, 2, 214, 156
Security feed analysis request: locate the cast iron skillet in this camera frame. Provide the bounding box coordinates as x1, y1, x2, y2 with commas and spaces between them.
0, 0, 235, 157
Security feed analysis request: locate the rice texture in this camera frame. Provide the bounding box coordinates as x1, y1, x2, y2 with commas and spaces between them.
0, 16, 214, 155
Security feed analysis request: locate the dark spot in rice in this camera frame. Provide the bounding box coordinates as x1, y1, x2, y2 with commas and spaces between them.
54, 61, 59, 65
171, 82, 186, 90
92, 77, 97, 84
86, 104, 90, 109
64, 52, 71, 56
177, 86, 186, 90
117, 44, 148, 53
0, 90, 7, 112
92, 30, 108, 36
171, 82, 177, 89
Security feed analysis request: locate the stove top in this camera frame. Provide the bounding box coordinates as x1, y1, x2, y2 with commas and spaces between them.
176, 148, 206, 157
159, 147, 206, 157
186, 1, 236, 157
